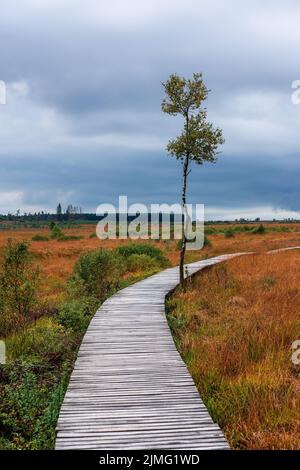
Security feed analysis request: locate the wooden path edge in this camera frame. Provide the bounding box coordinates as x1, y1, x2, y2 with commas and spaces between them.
55, 248, 299, 450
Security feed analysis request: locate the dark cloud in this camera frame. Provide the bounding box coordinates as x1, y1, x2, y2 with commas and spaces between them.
0, 0, 299, 217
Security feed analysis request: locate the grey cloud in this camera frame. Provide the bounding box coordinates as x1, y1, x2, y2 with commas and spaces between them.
0, 0, 300, 217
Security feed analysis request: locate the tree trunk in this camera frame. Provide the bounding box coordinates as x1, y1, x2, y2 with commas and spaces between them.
179, 153, 189, 288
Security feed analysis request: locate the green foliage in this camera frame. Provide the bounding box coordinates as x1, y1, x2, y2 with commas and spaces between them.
58, 235, 83, 241
0, 240, 39, 319
252, 224, 266, 235
6, 317, 71, 364
0, 292, 11, 336
32, 234, 49, 241
241, 225, 253, 232
0, 367, 50, 448
116, 243, 170, 268
224, 228, 235, 238
49, 223, 83, 241
162, 73, 224, 165
57, 298, 95, 333
0, 361, 72, 449
32, 363, 71, 449
204, 235, 212, 247
71, 248, 124, 300
205, 227, 217, 235
162, 73, 223, 286
50, 224, 64, 240
127, 254, 159, 273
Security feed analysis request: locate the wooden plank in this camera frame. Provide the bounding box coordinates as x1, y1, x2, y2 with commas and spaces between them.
56, 253, 246, 450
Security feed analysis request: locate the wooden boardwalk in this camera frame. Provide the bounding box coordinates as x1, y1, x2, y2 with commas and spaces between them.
56, 253, 246, 450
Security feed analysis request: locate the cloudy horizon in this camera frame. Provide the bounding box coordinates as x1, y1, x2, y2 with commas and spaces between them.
0, 0, 300, 220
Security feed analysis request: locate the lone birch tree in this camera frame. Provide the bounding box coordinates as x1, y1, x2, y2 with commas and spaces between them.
162, 73, 224, 287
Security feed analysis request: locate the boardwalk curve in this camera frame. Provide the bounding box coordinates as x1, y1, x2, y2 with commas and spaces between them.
56, 253, 247, 450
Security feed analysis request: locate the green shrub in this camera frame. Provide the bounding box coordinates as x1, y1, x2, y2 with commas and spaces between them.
49, 223, 83, 241
224, 228, 235, 238
58, 235, 83, 241
71, 248, 124, 300
116, 243, 169, 267
204, 235, 212, 247
32, 363, 71, 449
0, 310, 16, 337
0, 367, 49, 447
241, 225, 253, 232
274, 226, 290, 233
50, 224, 64, 240
32, 235, 49, 242
57, 298, 94, 333
0, 240, 39, 318
127, 254, 159, 272
205, 227, 217, 235
89, 233, 97, 239
6, 317, 71, 364
252, 224, 265, 235
0, 362, 71, 449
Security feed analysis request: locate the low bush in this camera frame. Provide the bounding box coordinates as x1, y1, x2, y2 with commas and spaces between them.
50, 224, 64, 240
224, 228, 235, 238
0, 366, 52, 449
0, 310, 21, 337
203, 235, 212, 247
32, 235, 49, 242
6, 317, 72, 364
252, 224, 266, 235
127, 253, 159, 273
58, 235, 83, 241
241, 225, 253, 232
71, 248, 125, 300
0, 240, 39, 320
0, 361, 71, 449
205, 227, 217, 235
116, 243, 170, 268
57, 298, 96, 333
49, 224, 83, 241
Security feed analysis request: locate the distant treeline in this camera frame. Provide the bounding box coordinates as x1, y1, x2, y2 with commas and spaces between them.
0, 212, 299, 225
0, 213, 189, 232
0, 213, 184, 227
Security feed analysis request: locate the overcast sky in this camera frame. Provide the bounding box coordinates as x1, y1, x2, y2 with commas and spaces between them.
0, 0, 300, 219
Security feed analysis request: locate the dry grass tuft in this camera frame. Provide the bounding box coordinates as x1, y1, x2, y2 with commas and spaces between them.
167, 250, 300, 449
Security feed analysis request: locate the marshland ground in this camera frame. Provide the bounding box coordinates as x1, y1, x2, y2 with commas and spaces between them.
0, 221, 299, 449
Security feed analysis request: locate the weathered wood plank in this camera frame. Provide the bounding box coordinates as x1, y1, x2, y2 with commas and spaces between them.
56, 253, 246, 450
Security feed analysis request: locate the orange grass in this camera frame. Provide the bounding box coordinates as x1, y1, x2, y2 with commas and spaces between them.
0, 223, 299, 302
1, 223, 300, 447
167, 250, 300, 449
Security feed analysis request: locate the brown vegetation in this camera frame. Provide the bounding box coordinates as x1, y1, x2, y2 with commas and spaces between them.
0, 223, 299, 302
167, 250, 300, 449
